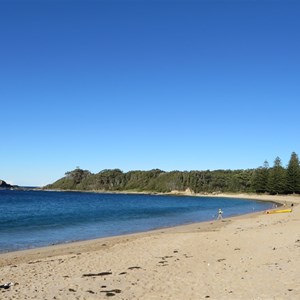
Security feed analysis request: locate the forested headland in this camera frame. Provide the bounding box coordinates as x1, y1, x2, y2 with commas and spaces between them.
44, 152, 300, 195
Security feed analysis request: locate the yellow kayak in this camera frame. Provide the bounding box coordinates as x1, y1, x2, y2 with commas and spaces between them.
266, 208, 292, 214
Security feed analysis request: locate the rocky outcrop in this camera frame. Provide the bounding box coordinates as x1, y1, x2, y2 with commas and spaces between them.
0, 180, 13, 189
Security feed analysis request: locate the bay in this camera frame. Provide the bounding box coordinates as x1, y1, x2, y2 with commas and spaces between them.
0, 190, 273, 253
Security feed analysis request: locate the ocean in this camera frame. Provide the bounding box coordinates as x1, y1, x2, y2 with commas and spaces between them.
0, 190, 274, 253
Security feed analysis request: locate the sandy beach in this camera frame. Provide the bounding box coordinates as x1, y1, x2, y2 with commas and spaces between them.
1, 193, 300, 299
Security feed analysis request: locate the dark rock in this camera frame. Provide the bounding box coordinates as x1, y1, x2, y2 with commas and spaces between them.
0, 180, 13, 189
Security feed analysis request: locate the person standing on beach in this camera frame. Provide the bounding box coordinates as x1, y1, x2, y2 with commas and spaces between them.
217, 208, 223, 220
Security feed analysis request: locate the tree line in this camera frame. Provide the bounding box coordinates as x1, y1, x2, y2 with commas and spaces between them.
44, 152, 300, 195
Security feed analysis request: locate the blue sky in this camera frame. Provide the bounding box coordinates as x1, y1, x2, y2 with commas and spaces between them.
1, 0, 299, 186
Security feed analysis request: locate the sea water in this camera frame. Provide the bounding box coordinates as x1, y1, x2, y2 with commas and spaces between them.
0, 190, 274, 253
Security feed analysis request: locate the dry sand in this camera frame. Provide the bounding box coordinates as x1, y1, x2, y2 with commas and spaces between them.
1, 194, 300, 299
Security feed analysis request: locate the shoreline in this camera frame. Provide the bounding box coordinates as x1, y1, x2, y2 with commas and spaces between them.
0, 194, 293, 259
0, 193, 282, 257
0, 194, 294, 261
1, 194, 299, 299
42, 187, 299, 202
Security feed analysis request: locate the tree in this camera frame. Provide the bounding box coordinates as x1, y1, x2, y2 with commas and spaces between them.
252, 160, 269, 193
65, 168, 91, 185
286, 152, 300, 194
268, 157, 286, 194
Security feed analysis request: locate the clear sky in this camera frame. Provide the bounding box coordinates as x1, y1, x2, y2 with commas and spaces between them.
1, 0, 299, 186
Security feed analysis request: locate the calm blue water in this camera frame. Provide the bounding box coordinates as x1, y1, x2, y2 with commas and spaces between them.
0, 190, 273, 253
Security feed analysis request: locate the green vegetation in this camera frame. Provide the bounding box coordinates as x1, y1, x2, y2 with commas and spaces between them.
286, 152, 300, 194
44, 152, 300, 195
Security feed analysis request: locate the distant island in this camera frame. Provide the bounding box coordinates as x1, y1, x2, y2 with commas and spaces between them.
0, 179, 14, 189
44, 152, 300, 195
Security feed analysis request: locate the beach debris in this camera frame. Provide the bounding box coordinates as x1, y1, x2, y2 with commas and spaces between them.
68, 288, 76, 292
128, 266, 141, 270
100, 289, 122, 297
0, 282, 14, 289
86, 290, 95, 294
234, 247, 241, 251
28, 260, 42, 264
101, 289, 121, 294
82, 271, 112, 277
217, 258, 226, 262
119, 272, 127, 275
158, 260, 169, 267
106, 292, 116, 297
